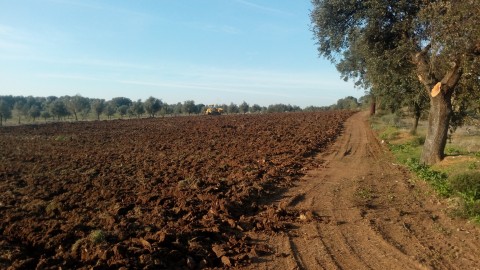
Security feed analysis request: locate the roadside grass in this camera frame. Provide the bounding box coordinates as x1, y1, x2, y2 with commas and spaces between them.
371, 113, 480, 222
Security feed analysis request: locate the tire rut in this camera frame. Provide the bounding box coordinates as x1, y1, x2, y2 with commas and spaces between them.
246, 112, 480, 270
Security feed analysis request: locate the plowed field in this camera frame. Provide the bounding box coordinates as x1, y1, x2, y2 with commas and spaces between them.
0, 111, 353, 269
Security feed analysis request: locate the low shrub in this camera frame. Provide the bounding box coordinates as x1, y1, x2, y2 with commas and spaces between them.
406, 158, 451, 197
411, 135, 426, 146
380, 126, 400, 140
380, 113, 403, 127
449, 172, 480, 201
448, 172, 480, 220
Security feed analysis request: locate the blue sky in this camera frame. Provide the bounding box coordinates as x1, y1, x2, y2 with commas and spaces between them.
0, 0, 362, 107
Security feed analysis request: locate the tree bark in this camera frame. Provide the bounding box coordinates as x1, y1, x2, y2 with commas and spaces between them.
420, 92, 452, 164
411, 102, 422, 135
414, 46, 462, 165
411, 115, 420, 135
369, 95, 376, 116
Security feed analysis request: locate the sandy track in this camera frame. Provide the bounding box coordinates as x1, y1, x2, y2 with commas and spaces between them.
247, 112, 480, 270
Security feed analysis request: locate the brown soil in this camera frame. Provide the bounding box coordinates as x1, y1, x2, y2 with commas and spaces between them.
0, 111, 352, 269
2, 111, 480, 269
247, 112, 480, 270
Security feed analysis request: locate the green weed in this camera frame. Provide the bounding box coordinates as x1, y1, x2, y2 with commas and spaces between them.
468, 162, 478, 170
445, 146, 466, 156
406, 158, 451, 197
89, 229, 106, 244
380, 113, 403, 127
449, 172, 480, 201
380, 126, 400, 140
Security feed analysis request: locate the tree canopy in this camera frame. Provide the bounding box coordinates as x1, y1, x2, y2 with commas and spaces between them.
311, 0, 480, 164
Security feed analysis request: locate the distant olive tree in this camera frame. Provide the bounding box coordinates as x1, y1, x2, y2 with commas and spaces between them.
144, 97, 162, 117
50, 99, 69, 120
40, 111, 51, 123
105, 103, 116, 120
91, 99, 106, 120
132, 99, 145, 118
227, 103, 239, 114
28, 105, 41, 121
335, 96, 359, 110
110, 97, 132, 108
182, 100, 196, 115
14, 100, 28, 124
117, 105, 128, 118
249, 104, 262, 113
239, 101, 249, 114
0, 99, 12, 126
66, 95, 90, 121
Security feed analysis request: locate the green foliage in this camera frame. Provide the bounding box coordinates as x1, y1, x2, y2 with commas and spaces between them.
40, 111, 51, 122
91, 99, 106, 120
227, 102, 239, 114
266, 104, 301, 113
238, 101, 248, 114
50, 99, 70, 120
449, 172, 480, 201
0, 99, 12, 125
110, 97, 132, 108
0, 93, 361, 124
449, 172, 480, 219
445, 146, 466, 156
411, 136, 426, 147
117, 105, 129, 118
105, 103, 116, 119
311, 0, 480, 164
335, 96, 359, 110
28, 105, 41, 120
406, 158, 451, 197
89, 229, 106, 244
66, 95, 90, 121
379, 126, 399, 141
387, 136, 424, 164
382, 124, 480, 221
143, 97, 162, 117
457, 200, 480, 221
380, 113, 403, 128
249, 104, 263, 113
131, 99, 145, 117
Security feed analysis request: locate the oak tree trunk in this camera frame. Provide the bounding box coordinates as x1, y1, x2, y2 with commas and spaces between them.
414, 46, 462, 165
370, 95, 376, 116
411, 115, 420, 135
411, 102, 422, 135
420, 92, 452, 165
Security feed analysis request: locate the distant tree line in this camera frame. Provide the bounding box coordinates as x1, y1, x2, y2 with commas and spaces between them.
0, 95, 361, 126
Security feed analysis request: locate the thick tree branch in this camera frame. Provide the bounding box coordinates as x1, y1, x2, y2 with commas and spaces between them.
441, 61, 462, 93
413, 44, 437, 89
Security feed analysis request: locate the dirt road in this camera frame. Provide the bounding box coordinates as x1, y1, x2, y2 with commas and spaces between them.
248, 112, 480, 270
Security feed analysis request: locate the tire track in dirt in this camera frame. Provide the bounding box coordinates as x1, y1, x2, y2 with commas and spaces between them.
247, 112, 480, 270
